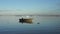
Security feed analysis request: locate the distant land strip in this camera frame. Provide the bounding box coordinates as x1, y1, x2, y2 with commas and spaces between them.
0, 15, 60, 16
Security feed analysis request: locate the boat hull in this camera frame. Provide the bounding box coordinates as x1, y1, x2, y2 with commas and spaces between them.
19, 18, 32, 23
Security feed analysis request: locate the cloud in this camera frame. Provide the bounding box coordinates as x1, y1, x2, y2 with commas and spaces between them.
0, 9, 60, 15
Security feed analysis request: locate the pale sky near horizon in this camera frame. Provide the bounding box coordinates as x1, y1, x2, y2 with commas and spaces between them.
0, 0, 60, 15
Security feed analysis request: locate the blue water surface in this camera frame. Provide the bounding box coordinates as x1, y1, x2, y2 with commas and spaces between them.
0, 16, 60, 34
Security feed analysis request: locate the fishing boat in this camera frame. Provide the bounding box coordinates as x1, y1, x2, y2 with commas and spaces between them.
19, 18, 32, 23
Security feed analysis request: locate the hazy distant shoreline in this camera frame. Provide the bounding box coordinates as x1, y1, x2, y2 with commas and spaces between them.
0, 15, 60, 16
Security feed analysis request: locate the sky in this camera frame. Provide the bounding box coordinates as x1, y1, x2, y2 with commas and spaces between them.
0, 0, 60, 15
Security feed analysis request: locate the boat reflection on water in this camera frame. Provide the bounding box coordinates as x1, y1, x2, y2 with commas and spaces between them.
19, 18, 33, 24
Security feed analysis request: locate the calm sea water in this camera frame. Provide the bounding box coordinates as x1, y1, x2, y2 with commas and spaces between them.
0, 16, 60, 34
